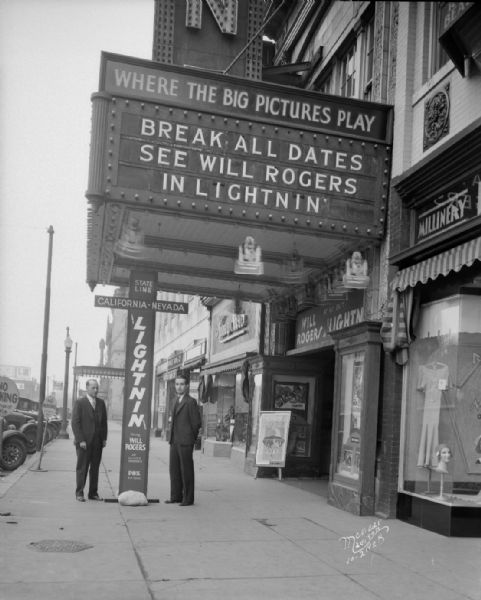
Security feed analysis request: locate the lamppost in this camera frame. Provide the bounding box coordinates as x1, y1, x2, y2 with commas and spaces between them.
71, 341, 78, 406
58, 327, 73, 439
36, 225, 54, 451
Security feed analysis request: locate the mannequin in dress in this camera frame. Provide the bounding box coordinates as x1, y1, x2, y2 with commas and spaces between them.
434, 443, 452, 498
416, 362, 449, 468
433, 443, 452, 473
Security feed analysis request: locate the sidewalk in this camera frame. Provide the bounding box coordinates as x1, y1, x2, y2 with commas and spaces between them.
1, 422, 480, 600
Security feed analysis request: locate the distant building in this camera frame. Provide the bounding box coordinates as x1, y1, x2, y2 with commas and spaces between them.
0, 364, 39, 402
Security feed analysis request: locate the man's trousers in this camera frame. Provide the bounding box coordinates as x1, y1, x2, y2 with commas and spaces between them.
169, 443, 195, 504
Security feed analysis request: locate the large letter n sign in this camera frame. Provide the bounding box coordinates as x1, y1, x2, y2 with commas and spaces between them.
186, 0, 238, 35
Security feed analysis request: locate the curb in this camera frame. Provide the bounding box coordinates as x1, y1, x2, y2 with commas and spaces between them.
0, 445, 53, 499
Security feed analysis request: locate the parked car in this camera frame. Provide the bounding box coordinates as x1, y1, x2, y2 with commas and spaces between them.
19, 421, 38, 453
2, 410, 63, 453
1, 418, 29, 471
2, 411, 35, 430
3, 411, 37, 453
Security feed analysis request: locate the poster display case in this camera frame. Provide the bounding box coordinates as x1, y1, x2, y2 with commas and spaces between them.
336, 352, 364, 480
271, 375, 316, 459
329, 322, 382, 515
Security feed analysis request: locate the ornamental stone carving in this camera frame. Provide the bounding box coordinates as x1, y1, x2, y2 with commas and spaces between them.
423, 84, 450, 150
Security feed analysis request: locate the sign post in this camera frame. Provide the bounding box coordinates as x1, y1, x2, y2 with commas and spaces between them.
0, 376, 19, 417
0, 378, 22, 468
94, 276, 188, 500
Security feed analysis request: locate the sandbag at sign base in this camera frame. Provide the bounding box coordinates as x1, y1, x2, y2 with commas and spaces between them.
118, 490, 148, 506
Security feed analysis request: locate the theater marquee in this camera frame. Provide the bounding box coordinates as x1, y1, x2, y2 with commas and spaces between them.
87, 53, 392, 239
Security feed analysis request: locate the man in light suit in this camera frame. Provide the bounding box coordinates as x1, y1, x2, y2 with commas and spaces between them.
165, 373, 201, 506
71, 379, 108, 502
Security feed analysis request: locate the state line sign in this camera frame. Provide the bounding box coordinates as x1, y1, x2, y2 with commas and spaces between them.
94, 294, 188, 314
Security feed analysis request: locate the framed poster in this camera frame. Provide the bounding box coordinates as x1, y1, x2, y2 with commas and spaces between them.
273, 382, 308, 415
255, 411, 292, 467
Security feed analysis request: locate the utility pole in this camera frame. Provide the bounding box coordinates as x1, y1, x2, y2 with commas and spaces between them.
36, 225, 54, 451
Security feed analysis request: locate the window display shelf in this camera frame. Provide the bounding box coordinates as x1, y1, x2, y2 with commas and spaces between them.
402, 489, 481, 507
397, 491, 481, 537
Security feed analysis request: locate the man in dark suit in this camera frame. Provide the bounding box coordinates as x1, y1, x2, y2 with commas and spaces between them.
71, 379, 108, 502
165, 373, 201, 506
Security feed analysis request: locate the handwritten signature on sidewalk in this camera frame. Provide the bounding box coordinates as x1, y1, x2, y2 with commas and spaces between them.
339, 519, 390, 564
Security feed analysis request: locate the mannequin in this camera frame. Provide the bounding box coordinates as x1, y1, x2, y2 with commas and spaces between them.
434, 443, 452, 474
416, 362, 449, 468
434, 443, 452, 498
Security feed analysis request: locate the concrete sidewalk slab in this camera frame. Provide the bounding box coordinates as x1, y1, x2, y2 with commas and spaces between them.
150, 575, 384, 600
0, 580, 152, 600
1, 422, 480, 600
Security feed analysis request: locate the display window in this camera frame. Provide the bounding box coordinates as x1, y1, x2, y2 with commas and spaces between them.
335, 351, 364, 480
401, 293, 481, 505
203, 373, 236, 441
232, 373, 249, 446
249, 373, 263, 454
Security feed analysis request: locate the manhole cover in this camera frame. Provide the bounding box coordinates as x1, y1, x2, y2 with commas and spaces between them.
28, 539, 93, 553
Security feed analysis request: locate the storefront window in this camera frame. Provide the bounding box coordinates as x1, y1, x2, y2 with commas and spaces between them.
336, 351, 364, 480
402, 294, 481, 505
203, 373, 235, 441
249, 373, 263, 454
233, 373, 249, 446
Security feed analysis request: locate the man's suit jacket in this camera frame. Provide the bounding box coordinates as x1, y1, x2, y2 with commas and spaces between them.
168, 395, 201, 446
71, 396, 108, 446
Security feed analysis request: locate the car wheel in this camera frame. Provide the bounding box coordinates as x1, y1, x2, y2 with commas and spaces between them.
46, 424, 56, 443
21, 426, 38, 453
1, 437, 28, 471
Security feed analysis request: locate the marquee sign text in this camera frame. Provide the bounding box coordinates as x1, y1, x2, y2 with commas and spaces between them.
295, 291, 365, 351
88, 53, 393, 239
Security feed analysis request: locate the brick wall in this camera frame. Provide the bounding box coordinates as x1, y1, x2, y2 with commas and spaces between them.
375, 353, 403, 517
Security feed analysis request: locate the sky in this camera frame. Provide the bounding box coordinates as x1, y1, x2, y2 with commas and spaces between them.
0, 0, 154, 384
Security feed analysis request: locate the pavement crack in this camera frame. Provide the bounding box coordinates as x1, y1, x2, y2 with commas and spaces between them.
253, 517, 276, 527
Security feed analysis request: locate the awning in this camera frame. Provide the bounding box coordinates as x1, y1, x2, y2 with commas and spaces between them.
73, 366, 125, 380
393, 237, 481, 291
183, 357, 206, 370
200, 355, 253, 376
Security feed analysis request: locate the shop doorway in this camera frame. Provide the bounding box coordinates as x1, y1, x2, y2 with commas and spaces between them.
280, 348, 334, 481
316, 348, 335, 477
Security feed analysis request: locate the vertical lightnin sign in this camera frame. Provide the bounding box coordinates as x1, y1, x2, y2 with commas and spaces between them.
119, 271, 156, 495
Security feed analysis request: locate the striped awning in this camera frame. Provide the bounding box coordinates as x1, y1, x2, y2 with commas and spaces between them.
73, 365, 125, 380
200, 355, 253, 376
393, 237, 481, 291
